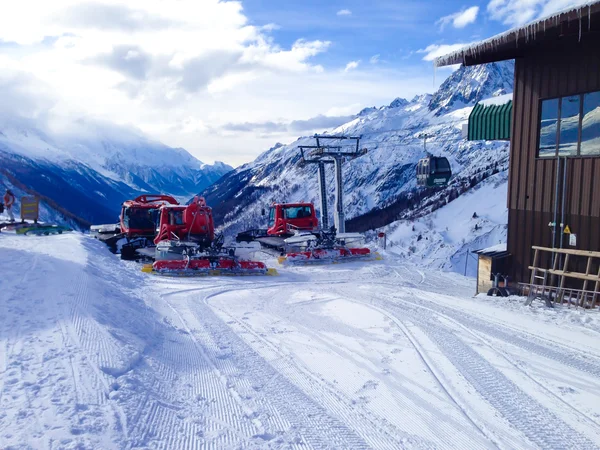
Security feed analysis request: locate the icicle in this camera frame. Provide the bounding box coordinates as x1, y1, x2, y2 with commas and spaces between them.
579, 12, 582, 42
589, 5, 592, 31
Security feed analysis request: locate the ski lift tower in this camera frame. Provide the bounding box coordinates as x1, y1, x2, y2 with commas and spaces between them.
298, 134, 366, 234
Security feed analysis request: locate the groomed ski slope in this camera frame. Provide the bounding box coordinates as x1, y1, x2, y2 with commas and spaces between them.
1, 232, 600, 449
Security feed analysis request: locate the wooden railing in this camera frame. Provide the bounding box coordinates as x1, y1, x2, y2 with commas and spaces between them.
526, 246, 600, 309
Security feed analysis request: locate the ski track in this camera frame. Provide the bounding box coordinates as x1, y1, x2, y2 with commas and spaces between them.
206, 288, 434, 449
390, 287, 600, 377
385, 292, 600, 430
329, 282, 600, 449
157, 285, 371, 449
381, 300, 598, 449
209, 284, 498, 449
0, 247, 120, 448
204, 277, 600, 450
3, 234, 600, 449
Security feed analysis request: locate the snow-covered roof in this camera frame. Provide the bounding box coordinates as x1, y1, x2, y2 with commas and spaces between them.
473, 243, 508, 258
435, 1, 600, 67
479, 94, 513, 107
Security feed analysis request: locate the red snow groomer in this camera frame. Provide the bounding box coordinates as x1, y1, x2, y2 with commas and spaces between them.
121, 194, 179, 238
91, 194, 179, 256
147, 196, 275, 276
236, 202, 378, 265
153, 196, 215, 245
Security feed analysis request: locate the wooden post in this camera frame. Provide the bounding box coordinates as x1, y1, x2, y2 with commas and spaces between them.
530, 248, 539, 286
581, 257, 592, 308
593, 266, 600, 310
552, 250, 560, 285
558, 254, 570, 304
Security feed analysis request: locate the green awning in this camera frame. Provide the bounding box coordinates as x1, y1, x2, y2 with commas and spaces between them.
468, 99, 512, 141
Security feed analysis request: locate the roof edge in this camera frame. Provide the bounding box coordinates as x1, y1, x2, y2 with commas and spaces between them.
435, 1, 600, 67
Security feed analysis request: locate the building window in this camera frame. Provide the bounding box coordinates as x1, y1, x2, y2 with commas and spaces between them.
538, 90, 600, 157
581, 91, 600, 156
539, 98, 559, 158
558, 95, 580, 156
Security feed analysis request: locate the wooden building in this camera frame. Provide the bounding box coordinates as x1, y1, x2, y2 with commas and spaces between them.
436, 3, 600, 288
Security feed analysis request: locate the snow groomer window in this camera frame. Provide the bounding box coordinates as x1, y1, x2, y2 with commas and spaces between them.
538, 90, 600, 158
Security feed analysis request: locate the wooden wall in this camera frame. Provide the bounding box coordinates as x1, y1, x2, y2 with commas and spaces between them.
508, 37, 600, 284
477, 256, 493, 294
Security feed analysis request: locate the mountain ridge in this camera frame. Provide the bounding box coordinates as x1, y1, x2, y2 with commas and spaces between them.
199, 61, 514, 239
0, 117, 232, 226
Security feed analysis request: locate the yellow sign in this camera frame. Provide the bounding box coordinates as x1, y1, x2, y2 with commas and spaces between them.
564, 225, 571, 234
20, 196, 39, 221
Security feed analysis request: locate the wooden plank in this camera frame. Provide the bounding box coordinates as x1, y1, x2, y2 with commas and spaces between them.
524, 57, 538, 213
478, 256, 492, 295
594, 266, 600, 308
582, 257, 593, 293
570, 159, 583, 216
558, 254, 570, 303
530, 248, 539, 286
527, 268, 600, 283
532, 246, 600, 257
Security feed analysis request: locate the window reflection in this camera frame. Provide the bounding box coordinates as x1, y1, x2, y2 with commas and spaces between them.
558, 95, 580, 156
538, 90, 600, 157
581, 91, 600, 156
539, 98, 559, 157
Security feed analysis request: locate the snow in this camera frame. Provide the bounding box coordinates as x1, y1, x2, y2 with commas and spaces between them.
479, 93, 513, 106
435, 1, 598, 67
380, 171, 509, 276
210, 61, 514, 259
476, 243, 507, 254
2, 231, 600, 449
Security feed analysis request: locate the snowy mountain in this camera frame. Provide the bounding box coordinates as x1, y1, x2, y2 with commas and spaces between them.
201, 61, 514, 243
429, 61, 514, 113
0, 117, 232, 226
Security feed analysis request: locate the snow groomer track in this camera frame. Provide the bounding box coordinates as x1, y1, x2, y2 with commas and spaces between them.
2, 233, 600, 449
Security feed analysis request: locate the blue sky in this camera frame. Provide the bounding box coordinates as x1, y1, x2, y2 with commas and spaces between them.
242, 1, 507, 70
0, 0, 590, 165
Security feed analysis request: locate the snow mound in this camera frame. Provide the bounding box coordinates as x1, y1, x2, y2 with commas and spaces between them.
0, 233, 161, 448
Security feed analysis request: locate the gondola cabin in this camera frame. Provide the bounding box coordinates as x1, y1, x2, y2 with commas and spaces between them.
416, 156, 452, 187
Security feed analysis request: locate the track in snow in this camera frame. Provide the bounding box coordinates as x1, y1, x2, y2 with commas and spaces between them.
205, 287, 438, 449
4, 233, 600, 449
385, 301, 597, 449
203, 276, 600, 450
127, 282, 371, 449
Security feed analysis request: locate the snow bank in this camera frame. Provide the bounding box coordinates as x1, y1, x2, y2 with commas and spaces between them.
0, 233, 162, 448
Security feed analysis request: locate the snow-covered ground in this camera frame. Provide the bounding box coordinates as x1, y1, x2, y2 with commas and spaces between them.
381, 171, 508, 277
2, 231, 600, 449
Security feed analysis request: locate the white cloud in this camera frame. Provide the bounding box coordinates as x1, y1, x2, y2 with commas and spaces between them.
326, 103, 362, 116
418, 43, 473, 61
487, 0, 590, 27
0, 1, 438, 167
369, 54, 380, 64
344, 60, 360, 72
337, 9, 352, 16
436, 6, 479, 30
